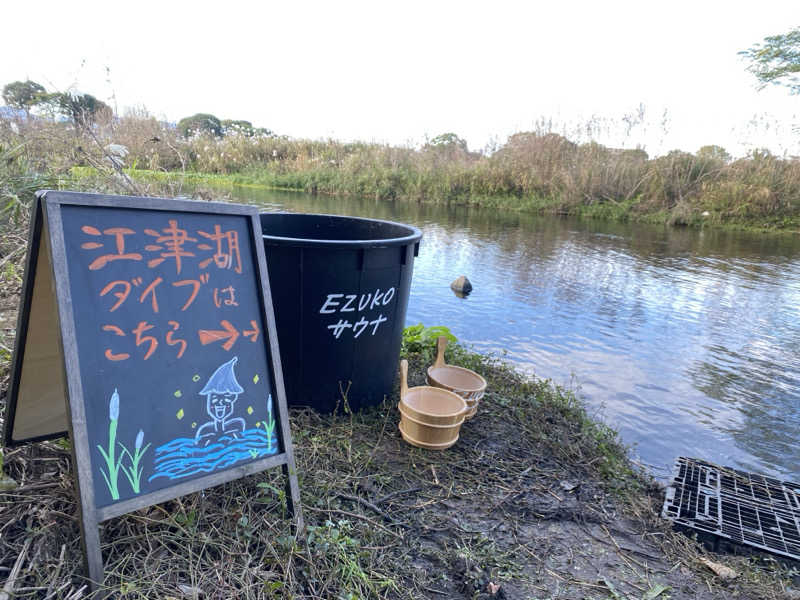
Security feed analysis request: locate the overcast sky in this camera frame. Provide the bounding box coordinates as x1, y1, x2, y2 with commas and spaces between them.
2, 1, 798, 157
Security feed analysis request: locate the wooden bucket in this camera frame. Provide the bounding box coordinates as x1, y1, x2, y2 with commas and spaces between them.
426, 337, 487, 419
397, 404, 462, 448
397, 360, 467, 449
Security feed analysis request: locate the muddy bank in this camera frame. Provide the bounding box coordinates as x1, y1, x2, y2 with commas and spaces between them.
0, 348, 796, 598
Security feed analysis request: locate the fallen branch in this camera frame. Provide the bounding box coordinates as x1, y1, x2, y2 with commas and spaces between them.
375, 486, 423, 505
335, 493, 407, 527
0, 536, 32, 600
45, 544, 66, 599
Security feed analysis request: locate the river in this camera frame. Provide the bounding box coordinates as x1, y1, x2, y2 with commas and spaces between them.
229, 186, 800, 482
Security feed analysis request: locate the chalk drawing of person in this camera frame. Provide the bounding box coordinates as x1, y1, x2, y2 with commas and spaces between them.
195, 356, 246, 447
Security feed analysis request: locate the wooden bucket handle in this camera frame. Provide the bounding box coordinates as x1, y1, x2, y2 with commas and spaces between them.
434, 336, 448, 368
399, 359, 409, 398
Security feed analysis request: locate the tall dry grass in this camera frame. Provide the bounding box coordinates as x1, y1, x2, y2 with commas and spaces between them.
1, 107, 799, 228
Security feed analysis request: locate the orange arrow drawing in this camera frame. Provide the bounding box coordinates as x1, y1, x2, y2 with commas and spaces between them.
198, 320, 240, 351
243, 320, 260, 343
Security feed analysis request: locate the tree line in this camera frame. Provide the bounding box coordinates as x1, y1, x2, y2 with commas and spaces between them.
1, 80, 271, 138
1, 28, 798, 232
1, 80, 111, 127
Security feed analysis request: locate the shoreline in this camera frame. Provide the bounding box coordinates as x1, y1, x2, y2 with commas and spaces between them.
72, 167, 800, 235
0, 337, 795, 598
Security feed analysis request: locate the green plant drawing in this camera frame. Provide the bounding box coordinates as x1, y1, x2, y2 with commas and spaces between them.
265, 394, 276, 452
97, 388, 124, 500
120, 429, 151, 494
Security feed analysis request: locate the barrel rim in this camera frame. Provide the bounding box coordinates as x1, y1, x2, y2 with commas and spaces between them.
260, 212, 423, 248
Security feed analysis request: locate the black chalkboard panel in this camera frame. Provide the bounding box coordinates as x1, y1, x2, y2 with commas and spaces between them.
2, 191, 302, 594
61, 204, 284, 506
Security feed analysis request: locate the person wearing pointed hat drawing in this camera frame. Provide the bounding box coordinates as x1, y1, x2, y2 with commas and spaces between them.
195, 356, 247, 447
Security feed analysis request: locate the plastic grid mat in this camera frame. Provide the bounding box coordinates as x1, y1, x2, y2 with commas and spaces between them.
662, 457, 800, 561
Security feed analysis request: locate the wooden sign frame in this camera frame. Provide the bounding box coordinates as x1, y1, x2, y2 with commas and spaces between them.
3, 190, 303, 593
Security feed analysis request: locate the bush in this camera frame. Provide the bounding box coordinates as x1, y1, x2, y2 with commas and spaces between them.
177, 113, 222, 138
2, 91, 800, 230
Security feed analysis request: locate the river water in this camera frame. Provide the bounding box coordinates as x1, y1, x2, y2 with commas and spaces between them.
230, 187, 800, 482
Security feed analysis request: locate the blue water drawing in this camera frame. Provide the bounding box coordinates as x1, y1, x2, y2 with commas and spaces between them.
149, 428, 277, 482
148, 356, 278, 483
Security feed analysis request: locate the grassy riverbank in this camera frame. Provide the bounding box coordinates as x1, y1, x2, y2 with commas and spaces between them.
2, 110, 800, 232
0, 341, 796, 599
120, 165, 800, 233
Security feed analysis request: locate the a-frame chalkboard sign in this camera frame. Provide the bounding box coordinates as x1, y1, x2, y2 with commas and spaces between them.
3, 190, 303, 593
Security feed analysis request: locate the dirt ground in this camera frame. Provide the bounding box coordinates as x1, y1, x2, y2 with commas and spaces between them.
0, 349, 797, 599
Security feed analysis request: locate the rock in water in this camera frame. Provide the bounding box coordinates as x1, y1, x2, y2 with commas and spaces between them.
450, 275, 473, 294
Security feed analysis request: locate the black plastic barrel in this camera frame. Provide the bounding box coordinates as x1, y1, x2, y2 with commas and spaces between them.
260, 213, 422, 413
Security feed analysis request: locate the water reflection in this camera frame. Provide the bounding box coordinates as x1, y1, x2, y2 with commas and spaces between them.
231, 187, 800, 480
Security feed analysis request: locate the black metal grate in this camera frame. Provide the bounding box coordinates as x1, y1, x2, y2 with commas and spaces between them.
662, 457, 800, 561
